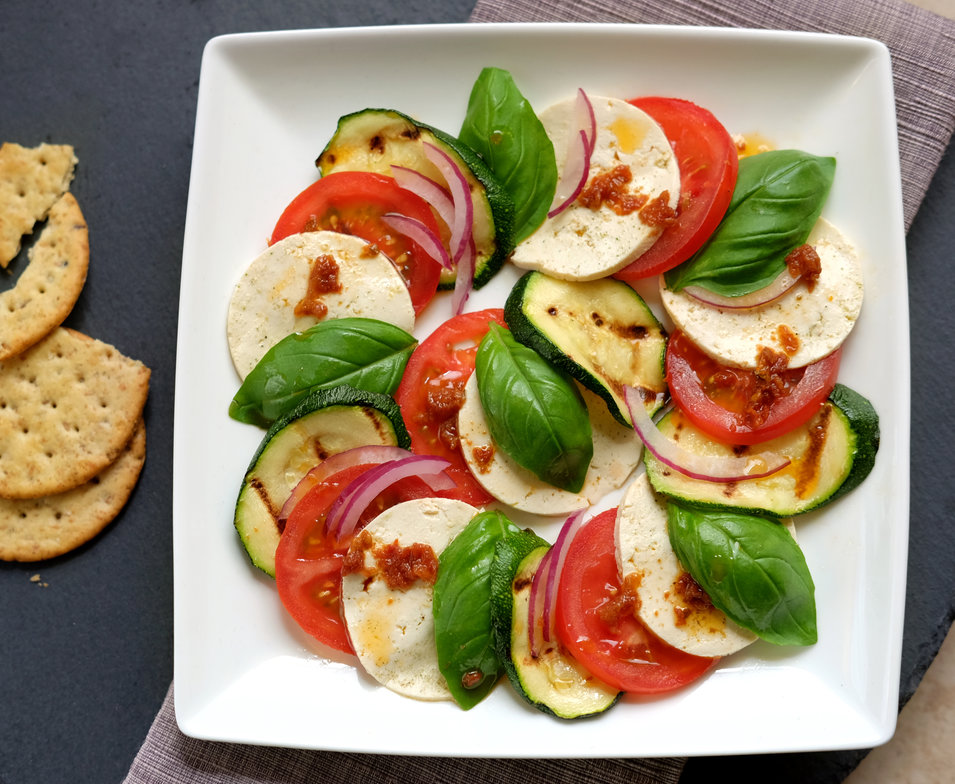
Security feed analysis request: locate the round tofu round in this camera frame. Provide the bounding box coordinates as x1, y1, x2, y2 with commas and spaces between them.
615, 473, 757, 658
456, 374, 642, 516
660, 218, 863, 369
510, 95, 680, 281
226, 230, 415, 379
340, 496, 478, 701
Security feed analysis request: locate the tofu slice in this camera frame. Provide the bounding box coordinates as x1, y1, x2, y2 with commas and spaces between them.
510, 95, 680, 280
226, 230, 415, 378
660, 218, 863, 369
340, 497, 478, 701
456, 375, 641, 516
615, 473, 757, 658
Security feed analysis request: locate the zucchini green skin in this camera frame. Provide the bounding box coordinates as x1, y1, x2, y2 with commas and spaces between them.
645, 384, 879, 517
489, 532, 620, 719
504, 271, 668, 426
316, 108, 515, 289
234, 385, 410, 576
818, 383, 880, 506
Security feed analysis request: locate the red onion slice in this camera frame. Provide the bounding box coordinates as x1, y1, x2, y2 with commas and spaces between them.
451, 236, 476, 315
684, 269, 802, 310
548, 89, 597, 219
541, 510, 586, 642
390, 165, 455, 230
576, 87, 597, 156
527, 547, 552, 658
547, 130, 590, 219
422, 142, 474, 264
325, 455, 456, 543
382, 212, 452, 270
278, 445, 413, 530
623, 386, 790, 482
527, 510, 587, 656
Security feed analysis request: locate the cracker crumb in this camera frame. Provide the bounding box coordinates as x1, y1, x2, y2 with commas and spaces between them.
29, 574, 48, 586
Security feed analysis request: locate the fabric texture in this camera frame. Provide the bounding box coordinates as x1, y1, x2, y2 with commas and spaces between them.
127, 684, 684, 783
126, 0, 955, 782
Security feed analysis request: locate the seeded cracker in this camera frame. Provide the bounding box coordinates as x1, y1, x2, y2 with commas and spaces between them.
0, 192, 89, 360
0, 419, 146, 561
0, 327, 150, 499
0, 143, 78, 268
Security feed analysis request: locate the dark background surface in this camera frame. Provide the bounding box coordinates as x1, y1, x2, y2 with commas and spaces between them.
1, 2, 951, 783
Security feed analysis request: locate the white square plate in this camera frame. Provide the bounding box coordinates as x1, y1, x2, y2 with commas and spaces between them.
173, 23, 909, 756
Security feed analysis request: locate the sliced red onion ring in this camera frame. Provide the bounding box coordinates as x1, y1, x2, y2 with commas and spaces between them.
390, 165, 455, 229
451, 236, 476, 316
622, 386, 790, 482
548, 88, 597, 219
422, 142, 474, 264
325, 455, 456, 543
381, 212, 452, 270
527, 547, 552, 658
528, 510, 587, 657
576, 87, 597, 155
684, 269, 802, 310
547, 130, 590, 219
277, 445, 413, 530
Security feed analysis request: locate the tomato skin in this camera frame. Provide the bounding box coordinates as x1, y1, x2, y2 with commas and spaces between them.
556, 508, 716, 694
270, 170, 443, 316
614, 97, 738, 280
665, 331, 842, 446
395, 308, 507, 505
274, 463, 432, 654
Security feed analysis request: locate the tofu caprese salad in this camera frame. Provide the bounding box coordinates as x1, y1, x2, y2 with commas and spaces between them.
224, 67, 879, 718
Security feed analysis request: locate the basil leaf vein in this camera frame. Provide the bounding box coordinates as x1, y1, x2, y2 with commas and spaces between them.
665, 149, 835, 296
475, 323, 592, 493
229, 317, 417, 427
667, 503, 817, 646
459, 67, 557, 244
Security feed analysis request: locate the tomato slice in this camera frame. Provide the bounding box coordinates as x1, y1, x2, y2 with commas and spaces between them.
556, 508, 716, 694
394, 308, 507, 505
666, 330, 842, 445
614, 97, 738, 280
270, 170, 443, 316
274, 462, 432, 654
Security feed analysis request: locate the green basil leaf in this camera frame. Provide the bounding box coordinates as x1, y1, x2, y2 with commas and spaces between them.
459, 67, 557, 244
475, 323, 592, 493
229, 317, 417, 427
433, 510, 523, 710
665, 150, 836, 296
667, 503, 817, 646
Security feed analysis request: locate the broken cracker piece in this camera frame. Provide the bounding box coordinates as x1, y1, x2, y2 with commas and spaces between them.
0, 142, 78, 268
0, 191, 89, 360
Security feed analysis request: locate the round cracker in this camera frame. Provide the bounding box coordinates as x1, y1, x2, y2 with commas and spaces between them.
0, 418, 146, 561
0, 327, 150, 499
0, 192, 89, 360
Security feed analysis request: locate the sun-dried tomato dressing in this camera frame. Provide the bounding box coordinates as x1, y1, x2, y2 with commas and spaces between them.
700, 345, 806, 430
578, 165, 649, 215
294, 253, 342, 319
785, 243, 822, 291
342, 529, 440, 590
